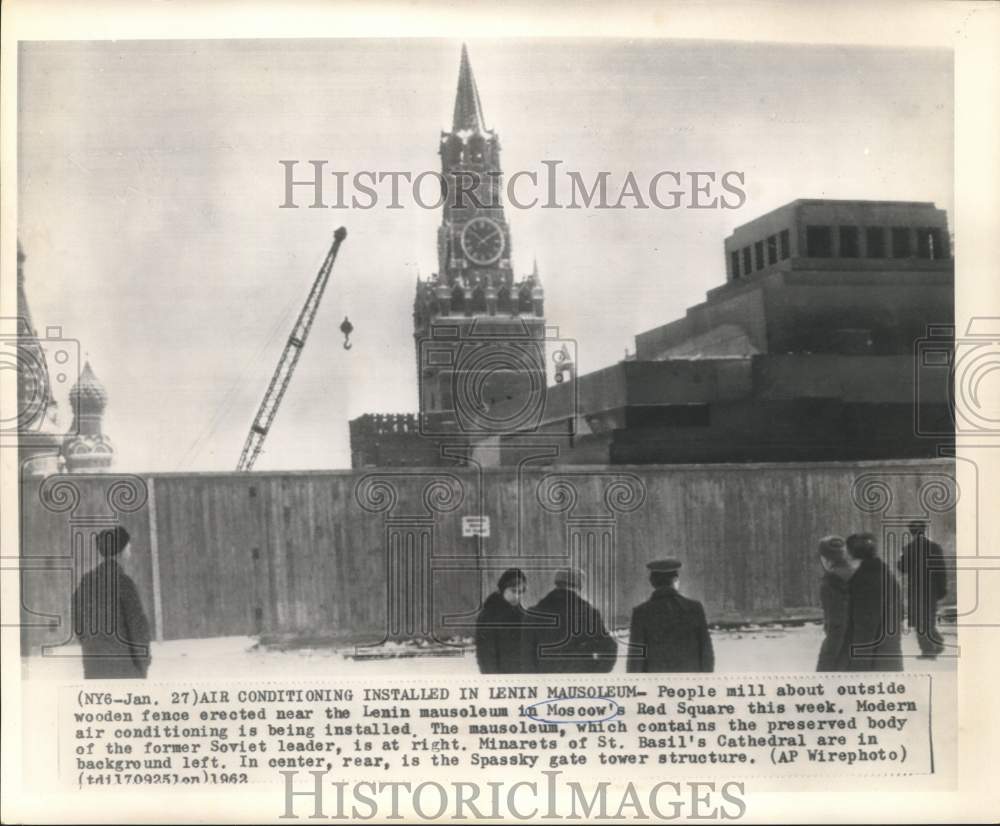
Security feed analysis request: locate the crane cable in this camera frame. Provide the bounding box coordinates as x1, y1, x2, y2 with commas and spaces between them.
174, 246, 330, 470
174, 298, 298, 471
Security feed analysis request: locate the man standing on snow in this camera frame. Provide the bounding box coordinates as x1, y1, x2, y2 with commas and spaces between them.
899, 520, 948, 658
627, 559, 714, 673
72, 526, 151, 679
526, 567, 617, 673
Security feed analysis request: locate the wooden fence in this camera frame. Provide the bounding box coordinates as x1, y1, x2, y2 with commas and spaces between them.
19, 459, 957, 653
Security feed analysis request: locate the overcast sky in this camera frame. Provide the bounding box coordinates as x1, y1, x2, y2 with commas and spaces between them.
17, 38, 953, 472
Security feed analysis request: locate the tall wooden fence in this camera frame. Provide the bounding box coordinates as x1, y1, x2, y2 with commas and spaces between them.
19, 459, 958, 653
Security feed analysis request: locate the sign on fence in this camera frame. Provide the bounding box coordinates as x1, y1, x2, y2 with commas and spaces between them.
461, 515, 490, 537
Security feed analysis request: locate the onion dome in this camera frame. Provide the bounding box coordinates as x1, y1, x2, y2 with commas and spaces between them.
69, 362, 108, 415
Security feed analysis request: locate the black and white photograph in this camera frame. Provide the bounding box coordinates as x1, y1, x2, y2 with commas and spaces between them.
3, 1, 998, 823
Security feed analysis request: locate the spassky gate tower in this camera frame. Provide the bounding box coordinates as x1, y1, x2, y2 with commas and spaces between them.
349, 46, 548, 467
412, 46, 547, 445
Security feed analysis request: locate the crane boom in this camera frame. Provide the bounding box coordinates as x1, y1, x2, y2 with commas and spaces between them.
236, 226, 348, 471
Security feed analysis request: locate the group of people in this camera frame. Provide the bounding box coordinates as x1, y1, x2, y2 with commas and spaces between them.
476, 521, 947, 675
475, 559, 714, 674
816, 521, 948, 671
72, 522, 946, 680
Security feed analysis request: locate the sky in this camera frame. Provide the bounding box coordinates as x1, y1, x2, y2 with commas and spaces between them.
16, 38, 953, 472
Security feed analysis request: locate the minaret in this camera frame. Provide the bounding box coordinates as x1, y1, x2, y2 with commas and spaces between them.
413, 45, 547, 437
62, 362, 115, 472
16, 241, 63, 477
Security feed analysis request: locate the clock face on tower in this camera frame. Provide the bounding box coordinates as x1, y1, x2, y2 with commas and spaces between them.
460, 217, 505, 266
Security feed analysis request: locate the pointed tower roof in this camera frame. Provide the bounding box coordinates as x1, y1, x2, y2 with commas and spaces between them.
15, 240, 59, 441
17, 240, 37, 337
452, 44, 487, 133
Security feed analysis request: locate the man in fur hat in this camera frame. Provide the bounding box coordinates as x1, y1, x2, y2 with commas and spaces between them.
72, 526, 152, 679
526, 567, 617, 673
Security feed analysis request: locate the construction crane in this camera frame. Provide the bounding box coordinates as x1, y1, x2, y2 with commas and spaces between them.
236, 226, 350, 471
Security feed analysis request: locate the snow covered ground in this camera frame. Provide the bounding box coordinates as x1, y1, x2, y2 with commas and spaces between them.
23, 621, 958, 681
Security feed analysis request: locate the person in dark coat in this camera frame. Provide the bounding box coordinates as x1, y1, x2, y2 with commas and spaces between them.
898, 521, 947, 658
71, 526, 151, 679
815, 535, 857, 671
844, 532, 903, 671
627, 559, 714, 673
526, 568, 617, 673
475, 568, 529, 673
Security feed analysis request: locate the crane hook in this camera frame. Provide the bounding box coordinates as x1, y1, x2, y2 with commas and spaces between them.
340, 316, 354, 350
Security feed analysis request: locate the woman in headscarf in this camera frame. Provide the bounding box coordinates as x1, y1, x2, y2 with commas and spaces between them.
475, 568, 528, 673
815, 535, 857, 671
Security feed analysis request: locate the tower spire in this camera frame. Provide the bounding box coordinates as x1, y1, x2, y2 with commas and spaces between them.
452, 44, 486, 133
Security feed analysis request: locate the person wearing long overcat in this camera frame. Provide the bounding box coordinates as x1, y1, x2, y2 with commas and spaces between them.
845, 532, 903, 671
475, 568, 529, 673
815, 535, 857, 671
526, 567, 617, 673
72, 526, 152, 679
898, 520, 947, 659
627, 559, 714, 673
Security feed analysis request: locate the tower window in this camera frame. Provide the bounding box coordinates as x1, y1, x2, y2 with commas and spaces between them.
839, 226, 859, 257
517, 286, 533, 314
779, 229, 790, 259
766, 234, 778, 264
497, 285, 511, 313
742, 247, 752, 275
866, 227, 885, 258
470, 286, 487, 314
806, 225, 833, 257
467, 134, 485, 164
891, 227, 911, 258
754, 241, 764, 270
730, 251, 741, 279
